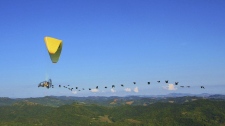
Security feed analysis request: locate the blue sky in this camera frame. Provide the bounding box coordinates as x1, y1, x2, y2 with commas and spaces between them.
0, 0, 225, 98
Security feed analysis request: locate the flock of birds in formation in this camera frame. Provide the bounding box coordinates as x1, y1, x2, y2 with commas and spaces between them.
38, 79, 205, 92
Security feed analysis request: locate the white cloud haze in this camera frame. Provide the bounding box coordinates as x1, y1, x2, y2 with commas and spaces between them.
91, 88, 99, 93
134, 87, 139, 93
111, 88, 116, 93
163, 84, 177, 91
124, 88, 131, 92
72, 91, 77, 94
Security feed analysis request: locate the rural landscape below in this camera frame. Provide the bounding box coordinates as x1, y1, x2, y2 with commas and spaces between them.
1, 93, 225, 125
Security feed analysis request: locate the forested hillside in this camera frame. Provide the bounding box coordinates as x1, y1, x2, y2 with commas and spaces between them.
0, 98, 225, 126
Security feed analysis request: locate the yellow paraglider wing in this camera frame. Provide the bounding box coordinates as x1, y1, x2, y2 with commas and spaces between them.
44, 37, 63, 63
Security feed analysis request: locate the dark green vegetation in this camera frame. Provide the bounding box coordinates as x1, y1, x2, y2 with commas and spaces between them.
0, 95, 225, 126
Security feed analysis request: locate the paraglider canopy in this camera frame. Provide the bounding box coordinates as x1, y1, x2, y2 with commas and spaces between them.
44, 36, 63, 63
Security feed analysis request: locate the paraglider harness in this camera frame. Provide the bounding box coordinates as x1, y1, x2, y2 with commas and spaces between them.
38, 79, 52, 89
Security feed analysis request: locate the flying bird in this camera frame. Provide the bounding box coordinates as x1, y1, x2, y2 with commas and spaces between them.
165, 80, 169, 83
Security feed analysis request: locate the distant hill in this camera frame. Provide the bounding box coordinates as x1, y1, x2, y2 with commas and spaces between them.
1, 94, 225, 107
208, 94, 225, 100
0, 98, 225, 125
